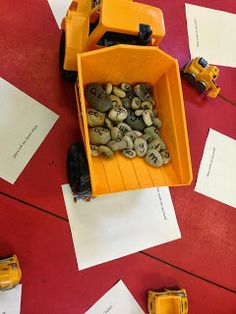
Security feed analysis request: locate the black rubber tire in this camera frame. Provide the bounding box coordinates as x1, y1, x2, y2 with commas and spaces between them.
196, 81, 206, 93
182, 72, 196, 86
59, 31, 77, 82
67, 142, 92, 200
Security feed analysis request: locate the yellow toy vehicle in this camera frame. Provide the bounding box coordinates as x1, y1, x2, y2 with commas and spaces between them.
60, 0, 165, 80
181, 57, 220, 98
148, 289, 188, 314
62, 1, 193, 200
0, 255, 22, 290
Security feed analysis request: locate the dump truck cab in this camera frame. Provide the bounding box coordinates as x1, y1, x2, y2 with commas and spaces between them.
148, 289, 188, 314
0, 255, 22, 290
60, 0, 165, 79
181, 57, 220, 98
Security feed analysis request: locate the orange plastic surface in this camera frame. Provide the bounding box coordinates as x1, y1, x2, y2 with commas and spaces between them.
62, 0, 165, 71
76, 45, 192, 197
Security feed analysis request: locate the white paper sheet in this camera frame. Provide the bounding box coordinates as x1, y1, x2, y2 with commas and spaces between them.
195, 129, 236, 208
0, 285, 22, 314
185, 4, 236, 68
47, 0, 72, 28
0, 78, 59, 184
62, 184, 181, 270
85, 280, 145, 314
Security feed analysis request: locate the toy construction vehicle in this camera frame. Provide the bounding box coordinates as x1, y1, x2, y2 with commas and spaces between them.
148, 289, 188, 314
0, 255, 22, 290
181, 57, 220, 98
61, 1, 193, 200
60, 0, 165, 80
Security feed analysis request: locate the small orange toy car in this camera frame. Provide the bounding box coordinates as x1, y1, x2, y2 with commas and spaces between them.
0, 255, 22, 290
60, 0, 165, 80
181, 57, 220, 98
148, 289, 188, 314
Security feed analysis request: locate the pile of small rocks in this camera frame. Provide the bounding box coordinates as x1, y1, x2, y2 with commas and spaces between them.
84, 82, 171, 168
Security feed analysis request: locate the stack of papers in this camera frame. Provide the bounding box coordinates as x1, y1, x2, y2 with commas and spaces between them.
62, 184, 181, 270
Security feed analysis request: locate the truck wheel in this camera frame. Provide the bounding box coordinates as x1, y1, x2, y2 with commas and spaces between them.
182, 73, 196, 86
196, 81, 206, 93
59, 31, 77, 81
67, 142, 92, 200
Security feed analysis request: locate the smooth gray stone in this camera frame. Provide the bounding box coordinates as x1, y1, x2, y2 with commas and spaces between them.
124, 109, 146, 132
116, 122, 132, 136
89, 127, 111, 145
144, 126, 160, 138
122, 149, 136, 159
111, 127, 123, 140
108, 107, 128, 123
160, 149, 171, 164
145, 149, 163, 167
134, 83, 153, 102
134, 138, 148, 157
87, 108, 105, 127
107, 139, 127, 152
97, 146, 114, 158
148, 138, 166, 151
85, 83, 112, 112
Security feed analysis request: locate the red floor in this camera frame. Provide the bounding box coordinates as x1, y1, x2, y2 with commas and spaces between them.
1, 0, 236, 313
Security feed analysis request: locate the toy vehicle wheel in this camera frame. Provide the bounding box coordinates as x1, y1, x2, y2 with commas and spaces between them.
67, 142, 92, 200
182, 72, 196, 86
196, 81, 206, 93
59, 31, 77, 81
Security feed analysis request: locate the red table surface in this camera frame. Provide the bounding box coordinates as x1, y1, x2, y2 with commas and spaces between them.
1, 194, 236, 314
0, 0, 236, 311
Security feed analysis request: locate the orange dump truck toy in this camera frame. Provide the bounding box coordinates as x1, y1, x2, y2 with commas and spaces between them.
148, 289, 188, 314
60, 0, 193, 200
0, 255, 22, 290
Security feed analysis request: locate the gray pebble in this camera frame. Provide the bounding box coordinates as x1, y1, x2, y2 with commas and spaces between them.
89, 127, 111, 145
152, 117, 162, 129
117, 122, 132, 136
133, 130, 143, 137
160, 149, 171, 164
107, 139, 127, 151
145, 149, 163, 167
131, 97, 141, 110
109, 94, 123, 108
123, 135, 134, 150
144, 126, 160, 138
135, 109, 144, 116
134, 83, 153, 102
120, 82, 132, 91
141, 101, 153, 110
108, 107, 128, 123
148, 138, 166, 151
113, 86, 126, 98
111, 127, 122, 140
104, 118, 114, 130
122, 97, 131, 109
85, 83, 112, 112
124, 109, 146, 132
142, 110, 153, 127
142, 133, 153, 143
134, 138, 148, 157
87, 108, 105, 127
125, 131, 138, 142
105, 82, 113, 95
122, 149, 136, 159
97, 146, 114, 158
90, 145, 100, 157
